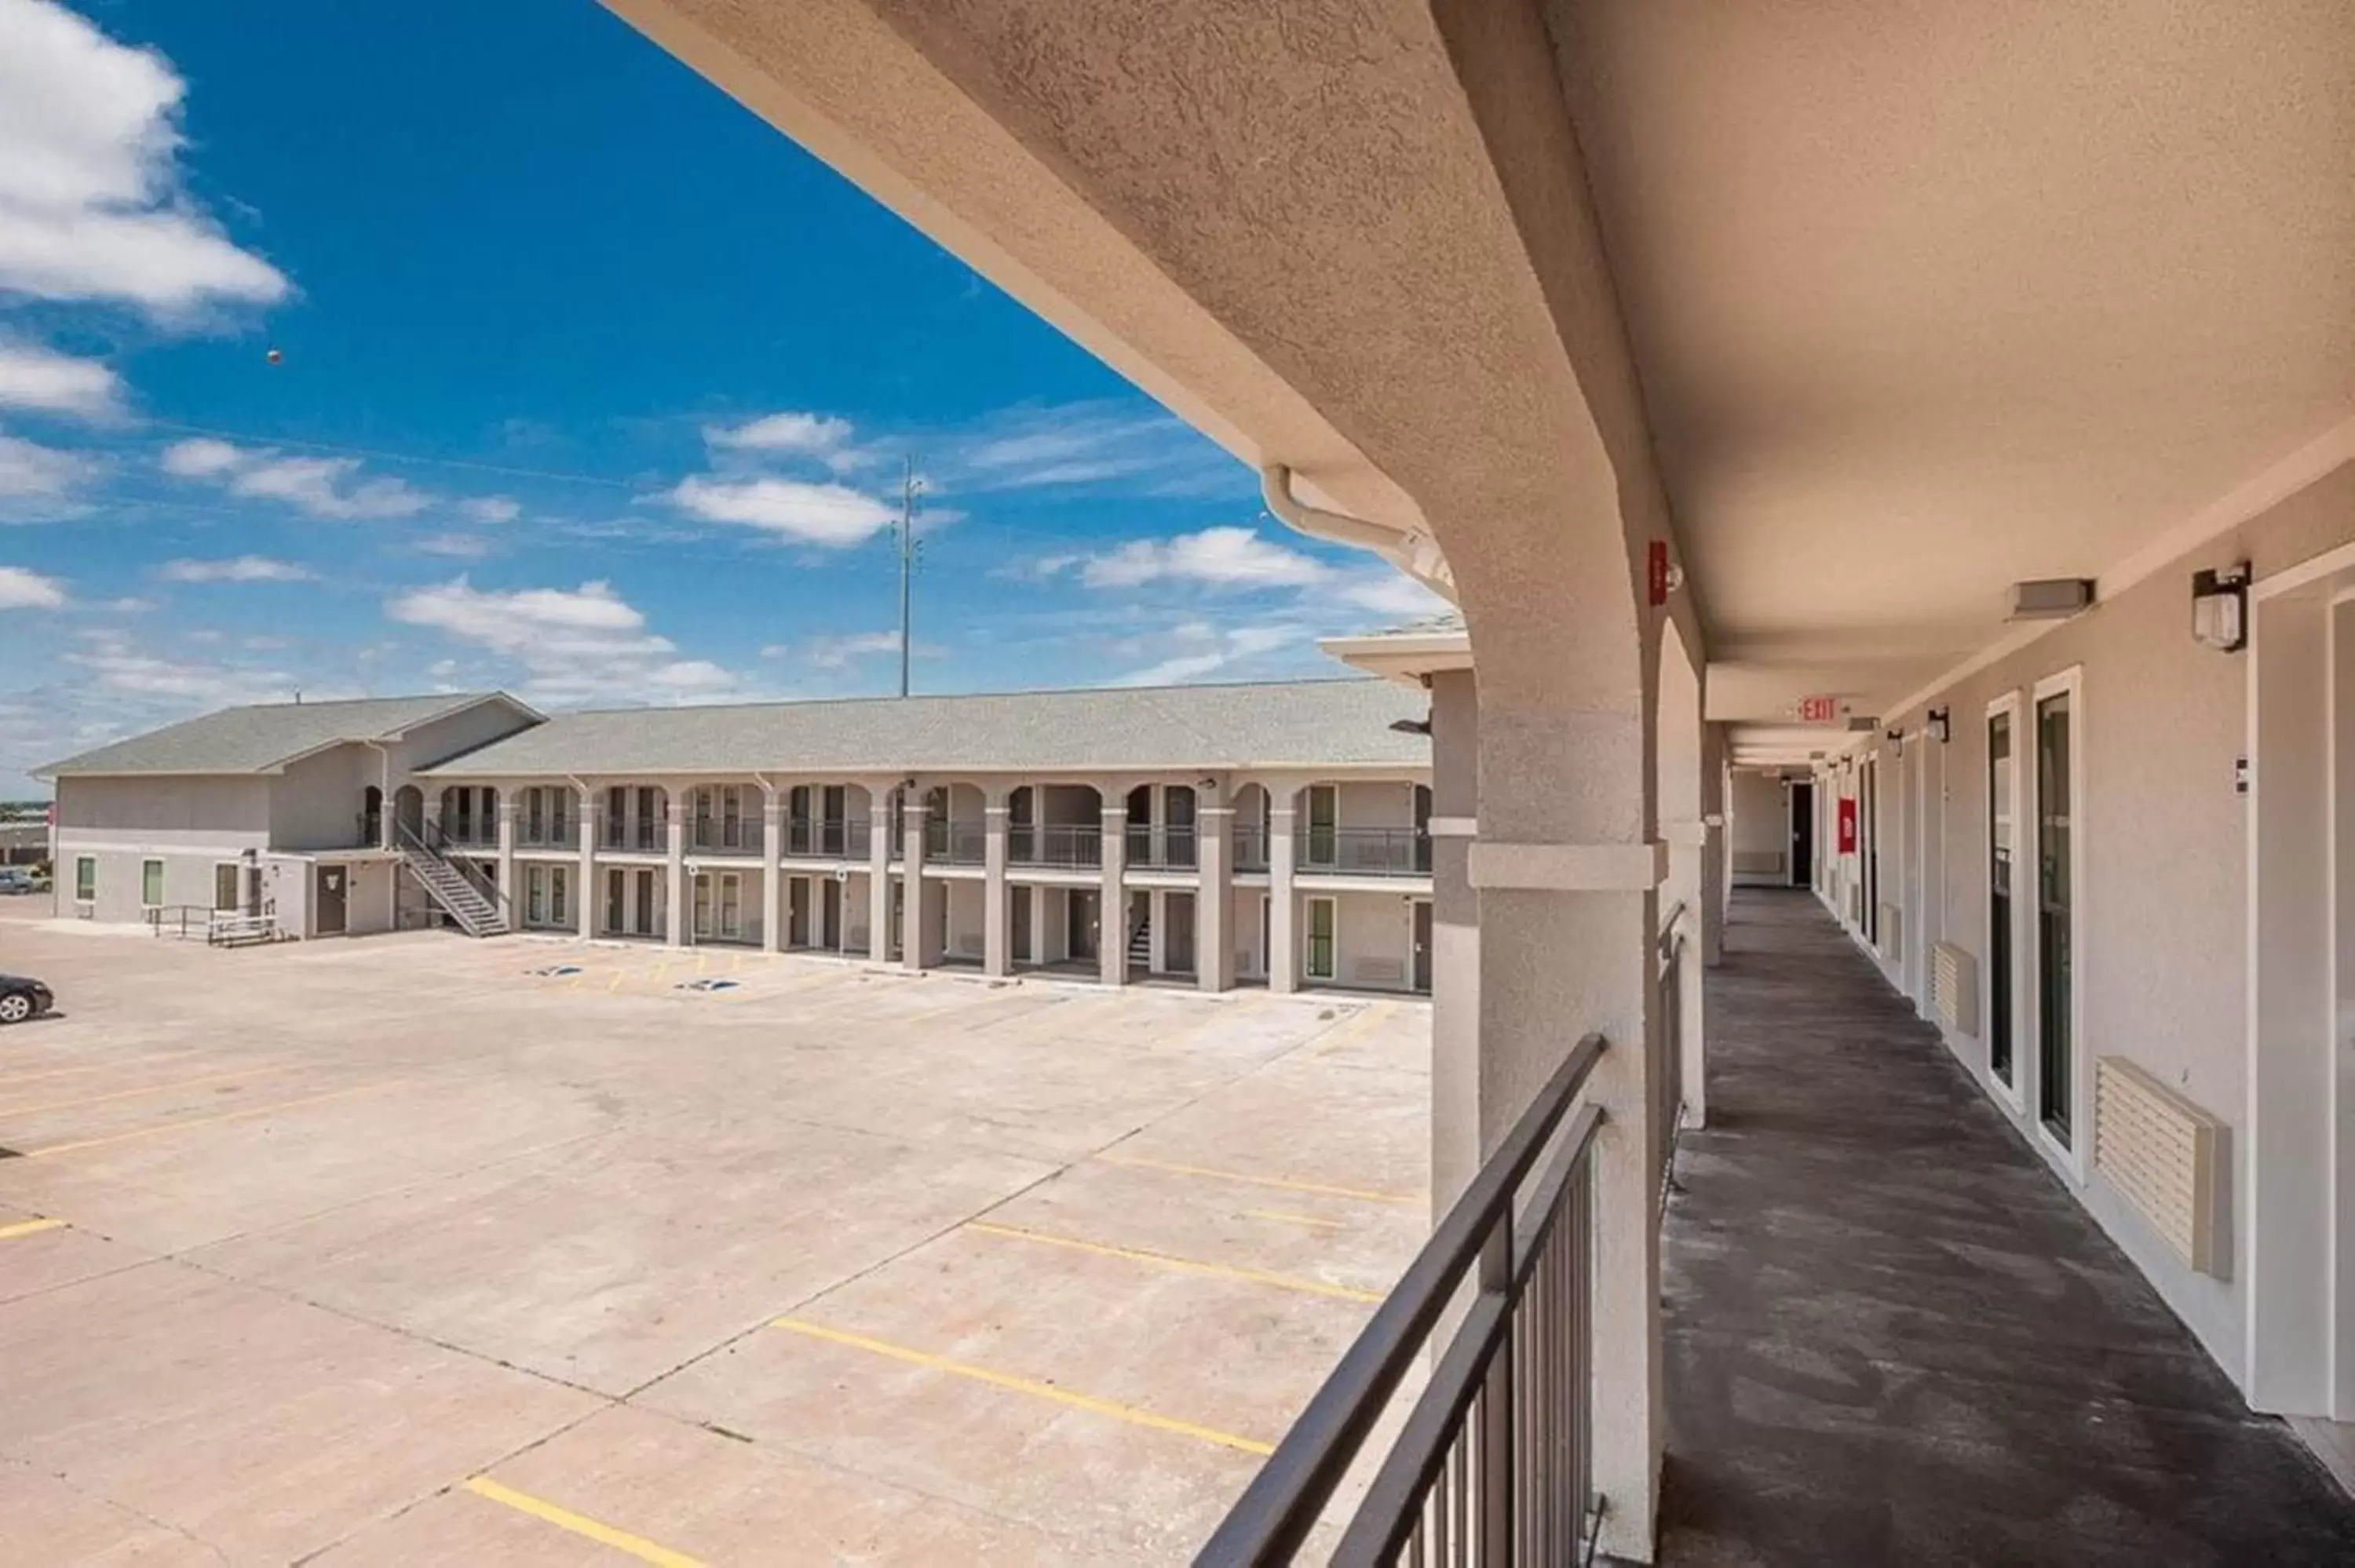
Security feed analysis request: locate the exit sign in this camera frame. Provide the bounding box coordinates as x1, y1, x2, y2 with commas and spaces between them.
1798, 695, 1839, 724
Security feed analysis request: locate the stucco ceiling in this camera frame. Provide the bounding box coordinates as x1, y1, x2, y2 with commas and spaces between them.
1547, 0, 2355, 744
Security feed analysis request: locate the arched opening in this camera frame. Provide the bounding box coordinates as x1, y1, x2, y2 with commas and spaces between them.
360, 785, 383, 848
393, 783, 423, 840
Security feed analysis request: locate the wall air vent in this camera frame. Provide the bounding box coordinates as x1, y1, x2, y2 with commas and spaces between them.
2009, 578, 2096, 621
1930, 942, 1978, 1036
2095, 1056, 2222, 1275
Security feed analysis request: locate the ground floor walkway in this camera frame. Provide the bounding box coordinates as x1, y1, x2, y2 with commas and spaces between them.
1656, 888, 2355, 1566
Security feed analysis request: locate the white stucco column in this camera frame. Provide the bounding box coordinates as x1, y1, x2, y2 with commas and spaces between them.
760, 787, 784, 954
495, 797, 518, 922
1427, 671, 1482, 1213
1196, 788, 1233, 993
867, 787, 895, 961
665, 794, 687, 949
902, 793, 939, 971
1268, 796, 1298, 994
983, 790, 1011, 978
1099, 798, 1127, 986
575, 792, 598, 941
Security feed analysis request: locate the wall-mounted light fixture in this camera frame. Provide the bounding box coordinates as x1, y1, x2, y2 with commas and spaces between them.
1927, 706, 1952, 744
2191, 562, 2250, 652
1389, 716, 1432, 736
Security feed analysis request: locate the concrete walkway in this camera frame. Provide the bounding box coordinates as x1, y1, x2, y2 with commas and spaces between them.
1656, 888, 2355, 1566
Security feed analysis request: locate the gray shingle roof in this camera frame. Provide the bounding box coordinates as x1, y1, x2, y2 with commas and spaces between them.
421, 679, 1428, 778
36, 693, 516, 778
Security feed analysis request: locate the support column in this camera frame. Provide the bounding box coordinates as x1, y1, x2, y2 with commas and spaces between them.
1268, 796, 1298, 994
665, 794, 687, 949
575, 792, 598, 941
1701, 724, 1729, 968
760, 788, 784, 954
495, 797, 518, 924
1099, 798, 1127, 986
867, 786, 895, 961
1428, 670, 1481, 1213
1196, 787, 1233, 993
982, 790, 1011, 978
903, 793, 940, 971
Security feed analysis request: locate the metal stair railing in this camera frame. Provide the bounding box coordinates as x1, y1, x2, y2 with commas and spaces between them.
395, 821, 512, 935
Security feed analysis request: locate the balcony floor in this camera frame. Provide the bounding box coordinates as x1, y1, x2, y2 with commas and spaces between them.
1659, 888, 2355, 1566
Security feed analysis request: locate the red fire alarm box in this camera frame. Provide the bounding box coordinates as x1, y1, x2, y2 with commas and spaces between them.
1837, 797, 1858, 855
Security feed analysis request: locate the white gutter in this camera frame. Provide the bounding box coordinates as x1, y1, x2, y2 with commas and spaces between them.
1259, 465, 1455, 602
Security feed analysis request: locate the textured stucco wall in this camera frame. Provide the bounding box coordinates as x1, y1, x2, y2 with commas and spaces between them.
1729, 769, 1787, 881
272, 746, 374, 852
56, 776, 269, 842
1868, 459, 2355, 1387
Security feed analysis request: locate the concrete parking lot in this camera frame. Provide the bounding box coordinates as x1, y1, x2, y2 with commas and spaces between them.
0, 902, 1429, 1565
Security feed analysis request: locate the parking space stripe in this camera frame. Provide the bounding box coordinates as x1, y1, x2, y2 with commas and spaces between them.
460, 1477, 705, 1567
0, 1051, 197, 1089
770, 1317, 1273, 1456
964, 1220, 1381, 1303
24, 1079, 410, 1158
1, 1063, 297, 1118
1307, 1003, 1397, 1057
1244, 1208, 1348, 1231
0, 1216, 67, 1242
1094, 1152, 1422, 1206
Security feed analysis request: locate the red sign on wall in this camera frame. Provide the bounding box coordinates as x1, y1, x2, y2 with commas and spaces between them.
1798, 695, 1839, 724
1837, 797, 1858, 855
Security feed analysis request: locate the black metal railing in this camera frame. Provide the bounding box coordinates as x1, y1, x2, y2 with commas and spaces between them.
783, 818, 869, 858
409, 820, 514, 922
925, 819, 988, 864
1199, 1035, 1608, 1566
688, 818, 765, 855
1010, 822, 1102, 868
1125, 825, 1199, 869
1298, 827, 1433, 878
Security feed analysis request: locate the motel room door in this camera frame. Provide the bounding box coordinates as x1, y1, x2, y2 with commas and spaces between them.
315, 864, 347, 935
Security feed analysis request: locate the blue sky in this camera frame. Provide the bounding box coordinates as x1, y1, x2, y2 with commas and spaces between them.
0, 0, 1439, 797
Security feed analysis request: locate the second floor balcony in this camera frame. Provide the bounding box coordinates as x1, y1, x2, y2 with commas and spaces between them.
1299, 826, 1430, 878
1010, 822, 1101, 869
781, 818, 871, 859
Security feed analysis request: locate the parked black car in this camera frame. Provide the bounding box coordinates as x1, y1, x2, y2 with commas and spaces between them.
0, 974, 53, 1025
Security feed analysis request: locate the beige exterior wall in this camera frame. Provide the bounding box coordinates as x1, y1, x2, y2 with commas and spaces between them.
1848, 458, 2355, 1390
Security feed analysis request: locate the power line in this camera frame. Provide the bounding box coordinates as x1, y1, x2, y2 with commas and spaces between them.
896, 457, 923, 698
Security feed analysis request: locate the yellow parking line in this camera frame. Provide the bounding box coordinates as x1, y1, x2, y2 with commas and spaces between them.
965, 1220, 1380, 1303
608, 970, 626, 993
24, 1080, 410, 1159
460, 1477, 703, 1568
769, 1318, 1272, 1455
0, 1216, 68, 1242
1094, 1152, 1421, 1206
1245, 1208, 1348, 1232
1308, 1003, 1397, 1058
2, 1063, 298, 1118
0, 1051, 198, 1089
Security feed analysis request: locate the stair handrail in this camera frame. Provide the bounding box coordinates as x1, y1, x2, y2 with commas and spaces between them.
396, 820, 513, 927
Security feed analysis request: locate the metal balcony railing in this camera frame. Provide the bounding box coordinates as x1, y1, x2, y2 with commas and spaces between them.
1010, 822, 1101, 868
1125, 826, 1199, 869
1198, 1035, 1608, 1567
1234, 824, 1270, 871
1656, 903, 1688, 1212
925, 820, 988, 865
783, 818, 869, 858
688, 819, 765, 855
601, 815, 666, 852
1298, 827, 1433, 878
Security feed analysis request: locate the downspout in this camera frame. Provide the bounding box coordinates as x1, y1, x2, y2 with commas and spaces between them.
1259, 465, 1455, 603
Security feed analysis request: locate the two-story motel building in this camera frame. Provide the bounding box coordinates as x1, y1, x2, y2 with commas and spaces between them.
35, 677, 1437, 997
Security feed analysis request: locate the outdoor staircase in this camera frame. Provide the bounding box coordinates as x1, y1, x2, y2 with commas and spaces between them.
395, 826, 509, 937
1127, 909, 1152, 968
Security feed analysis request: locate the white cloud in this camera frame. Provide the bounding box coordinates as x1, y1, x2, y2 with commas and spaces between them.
156, 555, 313, 583
0, 341, 119, 418
413, 532, 493, 559
706, 410, 854, 457
667, 475, 896, 546
159, 436, 428, 520
0, 564, 68, 608
1110, 622, 1304, 687
757, 629, 933, 671
1335, 568, 1451, 621
62, 627, 298, 706
0, 0, 287, 315
950, 403, 1236, 494
386, 577, 739, 703
1060, 527, 1331, 590
461, 495, 520, 524
0, 430, 94, 498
